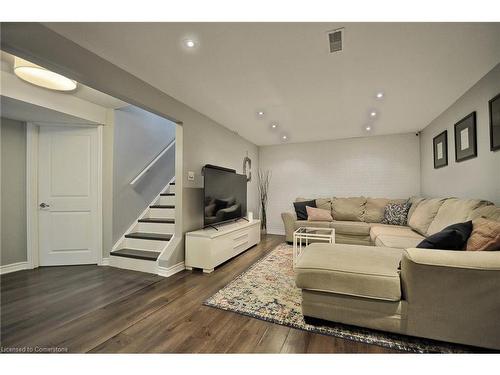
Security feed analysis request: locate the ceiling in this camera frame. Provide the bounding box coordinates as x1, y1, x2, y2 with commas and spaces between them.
45, 23, 500, 145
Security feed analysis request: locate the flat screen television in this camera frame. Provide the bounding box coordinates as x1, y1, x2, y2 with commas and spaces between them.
203, 165, 247, 227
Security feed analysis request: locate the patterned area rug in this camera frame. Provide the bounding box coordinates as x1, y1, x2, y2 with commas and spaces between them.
204, 243, 476, 353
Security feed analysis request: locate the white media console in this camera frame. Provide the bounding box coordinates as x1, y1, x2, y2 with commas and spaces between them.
185, 219, 261, 273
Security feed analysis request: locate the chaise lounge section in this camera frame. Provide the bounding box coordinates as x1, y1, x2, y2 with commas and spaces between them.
283, 197, 500, 350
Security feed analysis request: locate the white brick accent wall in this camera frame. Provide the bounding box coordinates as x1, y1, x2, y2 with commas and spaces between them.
259, 133, 421, 234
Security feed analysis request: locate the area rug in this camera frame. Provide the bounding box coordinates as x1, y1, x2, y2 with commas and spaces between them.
204, 243, 478, 353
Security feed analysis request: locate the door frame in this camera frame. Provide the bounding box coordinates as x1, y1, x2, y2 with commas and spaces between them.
26, 123, 104, 268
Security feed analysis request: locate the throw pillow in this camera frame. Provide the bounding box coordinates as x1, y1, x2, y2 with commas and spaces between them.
381, 201, 411, 226
293, 199, 317, 220
306, 206, 333, 222
466, 218, 500, 251
416, 221, 473, 250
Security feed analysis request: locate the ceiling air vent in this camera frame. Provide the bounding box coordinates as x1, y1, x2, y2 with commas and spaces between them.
328, 28, 344, 53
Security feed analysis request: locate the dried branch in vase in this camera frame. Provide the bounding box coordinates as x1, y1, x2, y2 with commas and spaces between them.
258, 170, 271, 231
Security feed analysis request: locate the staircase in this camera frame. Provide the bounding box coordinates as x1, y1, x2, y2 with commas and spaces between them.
110, 180, 177, 274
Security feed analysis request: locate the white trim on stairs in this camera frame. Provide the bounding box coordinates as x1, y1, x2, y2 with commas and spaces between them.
157, 262, 185, 277
111, 175, 177, 253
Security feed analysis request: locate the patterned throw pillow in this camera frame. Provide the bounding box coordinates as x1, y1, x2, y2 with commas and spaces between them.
381, 201, 411, 226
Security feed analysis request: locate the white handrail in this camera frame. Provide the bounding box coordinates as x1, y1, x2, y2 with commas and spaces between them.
130, 139, 175, 186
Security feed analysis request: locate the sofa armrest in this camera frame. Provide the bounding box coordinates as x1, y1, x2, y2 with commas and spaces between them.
401, 247, 500, 304
403, 248, 500, 270
281, 211, 297, 243
400, 248, 500, 349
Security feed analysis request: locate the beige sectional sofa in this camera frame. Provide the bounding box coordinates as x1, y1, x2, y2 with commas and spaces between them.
282, 197, 500, 350
282, 196, 493, 246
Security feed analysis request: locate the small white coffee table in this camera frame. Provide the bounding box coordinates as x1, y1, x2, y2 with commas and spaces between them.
293, 227, 335, 268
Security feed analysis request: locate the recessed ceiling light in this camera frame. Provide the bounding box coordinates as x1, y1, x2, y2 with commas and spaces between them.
184, 39, 196, 48
270, 123, 278, 130
376, 92, 384, 99
281, 134, 288, 141
257, 111, 265, 117
365, 125, 372, 131
13, 57, 77, 92
370, 111, 377, 117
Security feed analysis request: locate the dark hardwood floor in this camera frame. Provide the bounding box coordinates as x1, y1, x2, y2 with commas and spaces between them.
0, 235, 399, 353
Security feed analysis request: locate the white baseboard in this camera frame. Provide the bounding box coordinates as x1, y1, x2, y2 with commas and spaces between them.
157, 261, 185, 277
266, 227, 285, 235
0, 261, 31, 275
99, 257, 110, 266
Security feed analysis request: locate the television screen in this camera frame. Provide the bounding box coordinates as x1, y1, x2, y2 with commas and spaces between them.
203, 166, 247, 227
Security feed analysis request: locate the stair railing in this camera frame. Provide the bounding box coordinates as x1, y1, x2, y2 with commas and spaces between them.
129, 139, 176, 186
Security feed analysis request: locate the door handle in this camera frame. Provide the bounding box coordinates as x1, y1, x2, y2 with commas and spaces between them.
39, 202, 50, 209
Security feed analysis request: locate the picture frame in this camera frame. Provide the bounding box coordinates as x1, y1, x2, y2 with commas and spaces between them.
433, 130, 448, 169
489, 93, 500, 151
454, 112, 477, 162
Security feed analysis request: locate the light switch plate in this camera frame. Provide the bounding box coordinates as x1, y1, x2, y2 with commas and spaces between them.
187, 171, 195, 181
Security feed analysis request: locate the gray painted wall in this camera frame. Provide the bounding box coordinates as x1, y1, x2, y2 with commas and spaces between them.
420, 63, 500, 205
167, 112, 260, 268
259, 133, 421, 234
182, 116, 260, 220
1, 117, 27, 265
113, 105, 176, 243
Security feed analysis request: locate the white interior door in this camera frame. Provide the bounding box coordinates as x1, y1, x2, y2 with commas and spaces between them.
38, 126, 99, 266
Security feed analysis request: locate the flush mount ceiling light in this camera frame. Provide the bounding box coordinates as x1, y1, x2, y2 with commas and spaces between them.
184, 39, 196, 48
13, 57, 77, 92
375, 92, 384, 99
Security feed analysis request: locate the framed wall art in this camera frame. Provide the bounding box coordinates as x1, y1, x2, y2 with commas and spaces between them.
489, 93, 500, 151
433, 130, 448, 169
454, 112, 477, 162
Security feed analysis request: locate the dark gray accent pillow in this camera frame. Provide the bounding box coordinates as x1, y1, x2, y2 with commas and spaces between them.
381, 201, 410, 226
293, 200, 317, 220
417, 221, 473, 250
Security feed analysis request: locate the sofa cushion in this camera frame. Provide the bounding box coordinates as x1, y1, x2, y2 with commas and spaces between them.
296, 197, 332, 212
369, 224, 423, 242
363, 198, 406, 223
469, 205, 500, 222
332, 197, 366, 222
375, 235, 424, 249
426, 198, 491, 236
408, 198, 446, 236
363, 198, 391, 223
330, 221, 370, 236
295, 243, 403, 301
407, 196, 425, 222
